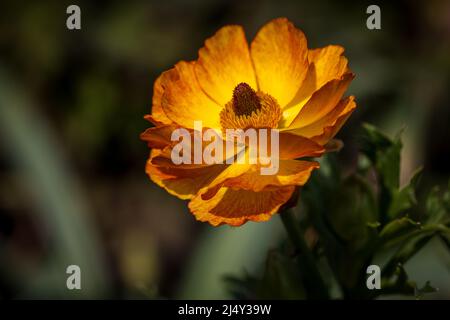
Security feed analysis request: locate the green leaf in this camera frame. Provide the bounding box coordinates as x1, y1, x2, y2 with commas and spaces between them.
388, 167, 423, 218
360, 123, 402, 191
382, 231, 435, 277
360, 124, 403, 224
426, 185, 450, 225
379, 217, 421, 248
375, 142, 402, 191
359, 123, 394, 162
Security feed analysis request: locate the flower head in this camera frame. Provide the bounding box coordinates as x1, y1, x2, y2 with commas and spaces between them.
141, 18, 356, 226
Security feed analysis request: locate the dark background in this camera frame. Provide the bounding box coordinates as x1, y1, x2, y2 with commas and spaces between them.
0, 0, 449, 299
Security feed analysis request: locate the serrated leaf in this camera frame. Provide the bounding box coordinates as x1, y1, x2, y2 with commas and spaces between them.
360, 124, 403, 223
375, 142, 402, 191
359, 123, 402, 191
360, 123, 393, 162
388, 167, 423, 218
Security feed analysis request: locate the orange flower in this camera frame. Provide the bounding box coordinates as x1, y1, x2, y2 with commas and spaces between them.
141, 18, 356, 226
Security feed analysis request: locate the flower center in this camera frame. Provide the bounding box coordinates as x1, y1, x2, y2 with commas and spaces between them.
220, 83, 282, 131
232, 83, 262, 116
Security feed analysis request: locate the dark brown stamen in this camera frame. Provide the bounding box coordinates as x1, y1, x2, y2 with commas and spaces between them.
232, 83, 261, 116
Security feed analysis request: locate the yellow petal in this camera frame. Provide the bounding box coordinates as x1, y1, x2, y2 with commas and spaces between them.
250, 18, 309, 107
281, 45, 349, 127
195, 25, 257, 106
188, 186, 295, 226
309, 45, 349, 89
287, 73, 354, 129
197, 160, 253, 199
162, 61, 222, 129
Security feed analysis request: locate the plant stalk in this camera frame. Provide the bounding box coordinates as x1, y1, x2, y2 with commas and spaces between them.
280, 208, 329, 299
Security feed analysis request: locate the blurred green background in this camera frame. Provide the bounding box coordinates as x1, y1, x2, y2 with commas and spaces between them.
0, 0, 449, 299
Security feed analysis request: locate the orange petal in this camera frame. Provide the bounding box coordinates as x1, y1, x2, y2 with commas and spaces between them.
285, 96, 356, 145
140, 124, 178, 149
198, 160, 253, 198
151, 152, 211, 169
281, 45, 349, 127
146, 151, 227, 200
188, 186, 295, 226
311, 100, 356, 145
309, 45, 349, 89
195, 25, 257, 106
222, 160, 319, 192
162, 61, 222, 129
287, 73, 354, 129
146, 73, 173, 125
250, 18, 309, 107
279, 132, 325, 159
187, 134, 322, 201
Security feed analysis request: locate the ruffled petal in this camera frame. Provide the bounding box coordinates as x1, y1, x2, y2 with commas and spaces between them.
188, 186, 295, 226
195, 25, 257, 106
162, 61, 222, 129
146, 150, 227, 200
250, 18, 309, 107
196, 153, 319, 200
309, 45, 349, 89
221, 160, 319, 192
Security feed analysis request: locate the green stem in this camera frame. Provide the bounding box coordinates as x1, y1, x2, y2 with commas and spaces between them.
280, 208, 329, 299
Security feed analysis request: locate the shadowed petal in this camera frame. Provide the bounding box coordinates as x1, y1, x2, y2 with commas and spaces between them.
222, 160, 320, 192
279, 132, 325, 159
146, 150, 227, 200
188, 186, 295, 226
